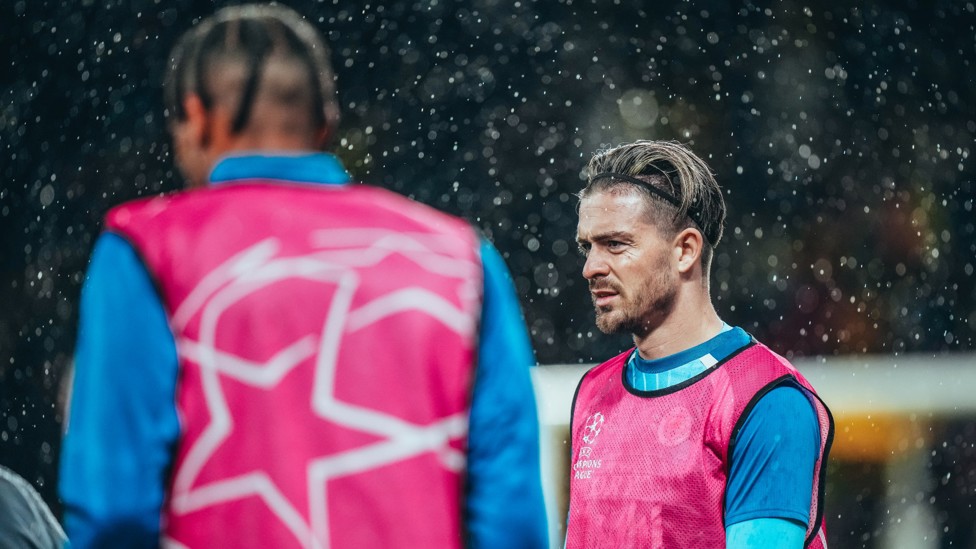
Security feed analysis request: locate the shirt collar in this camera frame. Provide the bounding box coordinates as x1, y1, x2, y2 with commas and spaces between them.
629, 324, 749, 374
209, 153, 352, 186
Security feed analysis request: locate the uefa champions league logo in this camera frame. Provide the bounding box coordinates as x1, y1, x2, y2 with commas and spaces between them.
582, 412, 604, 444
574, 412, 605, 479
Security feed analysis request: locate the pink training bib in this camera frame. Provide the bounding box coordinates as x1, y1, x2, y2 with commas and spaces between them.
108, 180, 482, 549
567, 343, 832, 549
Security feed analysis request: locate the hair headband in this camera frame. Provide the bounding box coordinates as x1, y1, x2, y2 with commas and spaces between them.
589, 171, 717, 244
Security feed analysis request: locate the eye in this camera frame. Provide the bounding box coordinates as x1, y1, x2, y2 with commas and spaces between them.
577, 242, 590, 256
607, 240, 625, 251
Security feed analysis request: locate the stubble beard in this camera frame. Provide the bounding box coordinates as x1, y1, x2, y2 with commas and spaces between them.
592, 270, 678, 338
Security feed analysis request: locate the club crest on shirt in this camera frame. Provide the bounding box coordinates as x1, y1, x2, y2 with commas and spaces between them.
657, 405, 693, 446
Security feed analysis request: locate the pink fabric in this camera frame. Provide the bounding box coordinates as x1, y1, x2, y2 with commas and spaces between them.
108, 181, 482, 549
566, 343, 831, 549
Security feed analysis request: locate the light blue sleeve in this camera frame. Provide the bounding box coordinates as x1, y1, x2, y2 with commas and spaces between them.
59, 232, 180, 549
724, 383, 821, 548
726, 518, 806, 549
465, 239, 548, 549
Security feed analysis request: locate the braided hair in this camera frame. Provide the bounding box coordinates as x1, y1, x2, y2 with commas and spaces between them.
163, 4, 339, 146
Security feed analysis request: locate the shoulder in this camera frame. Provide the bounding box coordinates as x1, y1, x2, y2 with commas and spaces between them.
576, 348, 631, 397
0, 466, 35, 507
591, 349, 632, 378
751, 383, 817, 423
732, 381, 820, 460
741, 339, 799, 372
360, 185, 475, 236
0, 467, 65, 540
723, 338, 809, 389
105, 190, 197, 233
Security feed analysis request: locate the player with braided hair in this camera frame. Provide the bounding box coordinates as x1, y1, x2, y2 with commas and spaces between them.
161, 4, 340, 185
59, 5, 548, 548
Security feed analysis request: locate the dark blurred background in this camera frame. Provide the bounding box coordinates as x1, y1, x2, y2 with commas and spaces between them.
2, 0, 974, 547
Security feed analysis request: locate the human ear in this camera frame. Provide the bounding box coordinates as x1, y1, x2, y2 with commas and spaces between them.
315, 103, 341, 149
177, 93, 241, 177
674, 228, 703, 274
314, 125, 332, 150
170, 94, 216, 189
181, 94, 211, 149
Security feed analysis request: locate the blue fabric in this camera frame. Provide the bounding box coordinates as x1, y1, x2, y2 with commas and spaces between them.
209, 152, 351, 185
60, 233, 179, 548
726, 383, 820, 529
467, 240, 548, 548
627, 324, 744, 390
623, 327, 818, 547
726, 518, 807, 548
60, 154, 547, 548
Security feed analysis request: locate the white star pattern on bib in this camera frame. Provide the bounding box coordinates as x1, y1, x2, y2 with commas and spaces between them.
161, 229, 480, 549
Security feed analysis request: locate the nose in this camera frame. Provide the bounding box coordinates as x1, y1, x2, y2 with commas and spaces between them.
582, 249, 609, 280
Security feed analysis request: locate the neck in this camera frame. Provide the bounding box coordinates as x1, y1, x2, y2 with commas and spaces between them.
632, 285, 723, 360
208, 106, 320, 163
226, 131, 318, 153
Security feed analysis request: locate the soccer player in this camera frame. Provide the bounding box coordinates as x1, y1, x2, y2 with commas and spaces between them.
59, 5, 547, 548
566, 140, 833, 548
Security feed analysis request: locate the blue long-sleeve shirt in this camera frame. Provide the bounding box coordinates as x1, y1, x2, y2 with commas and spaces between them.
60, 154, 548, 549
